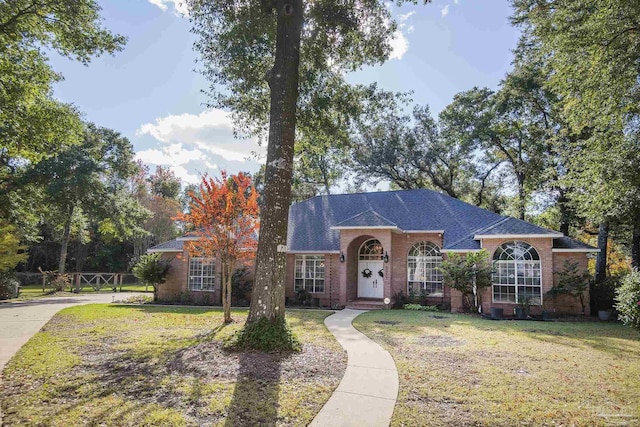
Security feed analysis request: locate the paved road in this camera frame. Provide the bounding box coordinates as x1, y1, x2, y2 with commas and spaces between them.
0, 293, 143, 372
310, 309, 399, 427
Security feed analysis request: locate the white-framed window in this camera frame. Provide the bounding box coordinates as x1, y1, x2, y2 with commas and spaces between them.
359, 239, 384, 260
188, 257, 216, 291
294, 255, 325, 293
407, 241, 443, 296
492, 241, 542, 304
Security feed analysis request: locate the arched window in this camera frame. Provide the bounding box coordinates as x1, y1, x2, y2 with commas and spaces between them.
407, 241, 443, 296
359, 239, 384, 260
492, 241, 542, 304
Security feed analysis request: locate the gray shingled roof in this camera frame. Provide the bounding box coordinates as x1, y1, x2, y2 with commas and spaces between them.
286, 189, 590, 252
148, 239, 184, 253
334, 209, 397, 228
553, 236, 597, 250
474, 216, 562, 236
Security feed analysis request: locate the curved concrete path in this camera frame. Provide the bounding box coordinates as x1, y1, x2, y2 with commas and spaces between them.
311, 309, 399, 427
0, 293, 144, 372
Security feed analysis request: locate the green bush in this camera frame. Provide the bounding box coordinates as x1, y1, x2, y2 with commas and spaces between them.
132, 253, 172, 302
226, 316, 301, 352
0, 272, 20, 300
392, 290, 408, 309
403, 304, 439, 312
615, 269, 640, 330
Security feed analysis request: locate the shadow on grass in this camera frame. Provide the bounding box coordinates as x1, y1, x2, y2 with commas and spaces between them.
224, 352, 282, 426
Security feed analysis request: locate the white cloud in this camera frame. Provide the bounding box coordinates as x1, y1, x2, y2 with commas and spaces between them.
135, 144, 206, 184
441, 5, 450, 17
388, 10, 416, 60
148, 0, 189, 16
137, 109, 233, 143
135, 108, 264, 184
398, 11, 416, 22
389, 31, 410, 60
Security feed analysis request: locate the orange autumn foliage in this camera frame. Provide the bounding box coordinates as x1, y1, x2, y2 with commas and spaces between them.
177, 172, 259, 323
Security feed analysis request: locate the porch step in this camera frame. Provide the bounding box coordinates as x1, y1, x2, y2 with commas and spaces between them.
346, 299, 388, 310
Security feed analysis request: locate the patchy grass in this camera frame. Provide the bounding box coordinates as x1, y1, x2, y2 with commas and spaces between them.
353, 310, 640, 427
7, 284, 152, 302
0, 306, 345, 426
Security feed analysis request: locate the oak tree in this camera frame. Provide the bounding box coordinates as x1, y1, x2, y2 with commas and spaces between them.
187, 0, 431, 329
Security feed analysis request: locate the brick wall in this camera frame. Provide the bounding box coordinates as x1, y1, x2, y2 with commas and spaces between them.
551, 252, 591, 316
390, 232, 448, 305
475, 238, 591, 316
157, 250, 256, 306
284, 253, 340, 308
478, 238, 553, 316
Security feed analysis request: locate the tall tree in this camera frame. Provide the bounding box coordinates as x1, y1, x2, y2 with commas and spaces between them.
511, 0, 640, 267
23, 124, 148, 273
444, 87, 546, 220
352, 100, 504, 210
178, 172, 259, 324
188, 0, 431, 330
0, 0, 125, 169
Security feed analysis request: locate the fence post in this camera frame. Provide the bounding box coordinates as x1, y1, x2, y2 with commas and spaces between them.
38, 267, 45, 292
75, 273, 80, 293
119, 273, 124, 292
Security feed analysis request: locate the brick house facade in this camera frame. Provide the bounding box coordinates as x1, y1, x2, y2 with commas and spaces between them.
150, 190, 597, 315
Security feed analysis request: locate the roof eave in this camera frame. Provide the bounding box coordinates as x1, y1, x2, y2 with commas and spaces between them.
552, 248, 600, 253
147, 248, 183, 253
330, 226, 400, 231
287, 250, 341, 254
474, 233, 564, 239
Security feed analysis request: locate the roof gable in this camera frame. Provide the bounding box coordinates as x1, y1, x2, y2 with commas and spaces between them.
333, 209, 397, 228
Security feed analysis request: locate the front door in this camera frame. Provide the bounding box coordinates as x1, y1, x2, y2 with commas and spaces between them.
358, 260, 384, 298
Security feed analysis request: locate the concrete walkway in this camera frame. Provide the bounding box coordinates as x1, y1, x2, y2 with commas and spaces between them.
311, 309, 399, 427
0, 293, 143, 372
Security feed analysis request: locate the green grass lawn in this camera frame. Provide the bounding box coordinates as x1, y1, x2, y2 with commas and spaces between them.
0, 306, 346, 426
353, 310, 640, 427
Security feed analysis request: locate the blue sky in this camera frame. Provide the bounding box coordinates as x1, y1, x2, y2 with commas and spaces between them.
48, 0, 520, 185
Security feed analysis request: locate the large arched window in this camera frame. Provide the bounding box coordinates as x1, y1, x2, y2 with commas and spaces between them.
492, 241, 542, 304
407, 242, 443, 296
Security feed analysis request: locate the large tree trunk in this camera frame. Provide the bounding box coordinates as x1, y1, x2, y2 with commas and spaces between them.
223, 262, 232, 324
557, 189, 571, 235
58, 205, 74, 274
517, 174, 526, 220
595, 221, 609, 284
632, 212, 640, 269
247, 0, 303, 323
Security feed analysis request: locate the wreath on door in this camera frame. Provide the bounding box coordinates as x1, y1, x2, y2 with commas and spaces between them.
361, 268, 372, 278
378, 269, 384, 278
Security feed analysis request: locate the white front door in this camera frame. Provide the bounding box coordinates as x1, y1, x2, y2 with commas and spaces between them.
358, 260, 384, 298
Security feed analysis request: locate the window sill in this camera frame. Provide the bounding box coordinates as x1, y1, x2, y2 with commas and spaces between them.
189, 289, 216, 293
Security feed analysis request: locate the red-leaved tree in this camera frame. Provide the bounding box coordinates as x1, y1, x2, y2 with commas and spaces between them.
178, 172, 259, 323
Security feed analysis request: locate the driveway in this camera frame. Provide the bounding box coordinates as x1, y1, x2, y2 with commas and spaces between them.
0, 293, 144, 372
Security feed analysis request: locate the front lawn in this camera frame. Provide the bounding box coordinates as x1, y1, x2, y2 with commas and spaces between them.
0, 306, 346, 426
11, 283, 151, 301
354, 311, 640, 427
